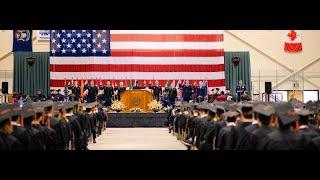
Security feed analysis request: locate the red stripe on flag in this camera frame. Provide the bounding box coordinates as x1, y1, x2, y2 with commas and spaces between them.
50, 64, 225, 72
111, 34, 224, 42
110, 49, 224, 57
50, 79, 225, 88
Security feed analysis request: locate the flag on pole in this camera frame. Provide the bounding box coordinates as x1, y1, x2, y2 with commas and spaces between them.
129, 79, 133, 90
284, 30, 302, 53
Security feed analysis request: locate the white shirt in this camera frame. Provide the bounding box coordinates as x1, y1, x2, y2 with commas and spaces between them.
252, 120, 259, 125
299, 125, 309, 129
227, 122, 236, 127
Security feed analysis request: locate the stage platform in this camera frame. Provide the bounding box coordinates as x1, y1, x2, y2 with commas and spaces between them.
107, 112, 168, 127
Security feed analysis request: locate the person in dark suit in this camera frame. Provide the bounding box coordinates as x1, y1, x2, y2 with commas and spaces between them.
152, 80, 162, 101
86, 81, 98, 103
71, 80, 81, 101
104, 81, 114, 107
117, 81, 126, 101
182, 80, 192, 102
133, 80, 141, 89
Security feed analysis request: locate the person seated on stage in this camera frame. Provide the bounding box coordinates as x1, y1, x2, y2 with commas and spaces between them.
241, 91, 251, 101
36, 89, 46, 102
216, 91, 227, 102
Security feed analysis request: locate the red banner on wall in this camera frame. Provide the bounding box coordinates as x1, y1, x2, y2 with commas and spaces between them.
284, 30, 302, 53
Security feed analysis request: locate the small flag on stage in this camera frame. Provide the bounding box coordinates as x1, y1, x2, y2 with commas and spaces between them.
13, 30, 33, 51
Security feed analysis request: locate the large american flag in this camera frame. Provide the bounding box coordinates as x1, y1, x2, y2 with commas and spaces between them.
50, 30, 225, 90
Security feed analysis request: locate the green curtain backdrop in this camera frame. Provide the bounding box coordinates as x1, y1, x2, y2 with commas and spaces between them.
13, 52, 50, 97
224, 51, 251, 97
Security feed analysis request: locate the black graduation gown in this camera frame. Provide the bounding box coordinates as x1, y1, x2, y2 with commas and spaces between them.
262, 129, 303, 150
214, 120, 226, 149
192, 117, 200, 143
0, 133, 24, 150
178, 114, 188, 134
24, 125, 44, 150
297, 127, 319, 149
199, 120, 217, 150
234, 122, 252, 150
68, 115, 85, 150
217, 125, 238, 150
32, 124, 50, 150
49, 117, 67, 150
174, 113, 181, 133
195, 116, 208, 149
12, 125, 32, 150
250, 125, 275, 150
245, 123, 260, 133
186, 116, 196, 140
307, 136, 320, 150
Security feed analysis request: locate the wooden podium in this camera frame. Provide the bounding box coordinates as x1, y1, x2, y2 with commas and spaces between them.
120, 90, 153, 112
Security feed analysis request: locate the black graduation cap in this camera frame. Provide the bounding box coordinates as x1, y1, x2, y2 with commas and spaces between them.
274, 102, 293, 114
0, 105, 12, 123
240, 102, 253, 113
22, 106, 35, 119
296, 109, 312, 116
277, 112, 298, 126
9, 104, 22, 117
223, 111, 239, 121
254, 104, 275, 117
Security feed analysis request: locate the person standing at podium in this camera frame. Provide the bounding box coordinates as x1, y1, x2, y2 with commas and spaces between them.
236, 80, 246, 102
104, 81, 114, 106
117, 81, 126, 101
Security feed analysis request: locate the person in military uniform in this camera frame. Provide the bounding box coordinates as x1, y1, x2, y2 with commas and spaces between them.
296, 109, 319, 149
104, 81, 114, 107
261, 103, 303, 150
0, 105, 24, 150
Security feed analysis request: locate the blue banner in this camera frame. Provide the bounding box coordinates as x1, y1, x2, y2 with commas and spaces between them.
13, 30, 32, 51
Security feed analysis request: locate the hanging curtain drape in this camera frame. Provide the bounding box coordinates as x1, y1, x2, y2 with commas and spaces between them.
224, 51, 251, 97
13, 52, 50, 97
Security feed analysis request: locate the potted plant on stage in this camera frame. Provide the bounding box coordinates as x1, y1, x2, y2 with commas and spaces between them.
129, 107, 144, 113
111, 100, 125, 112
148, 100, 163, 113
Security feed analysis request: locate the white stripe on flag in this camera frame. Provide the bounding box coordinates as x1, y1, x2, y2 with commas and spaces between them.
50, 56, 225, 65
110, 41, 223, 49
110, 30, 224, 35
50, 71, 225, 80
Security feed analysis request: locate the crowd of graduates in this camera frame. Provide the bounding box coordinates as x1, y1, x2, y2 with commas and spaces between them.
0, 101, 107, 150
168, 99, 320, 150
